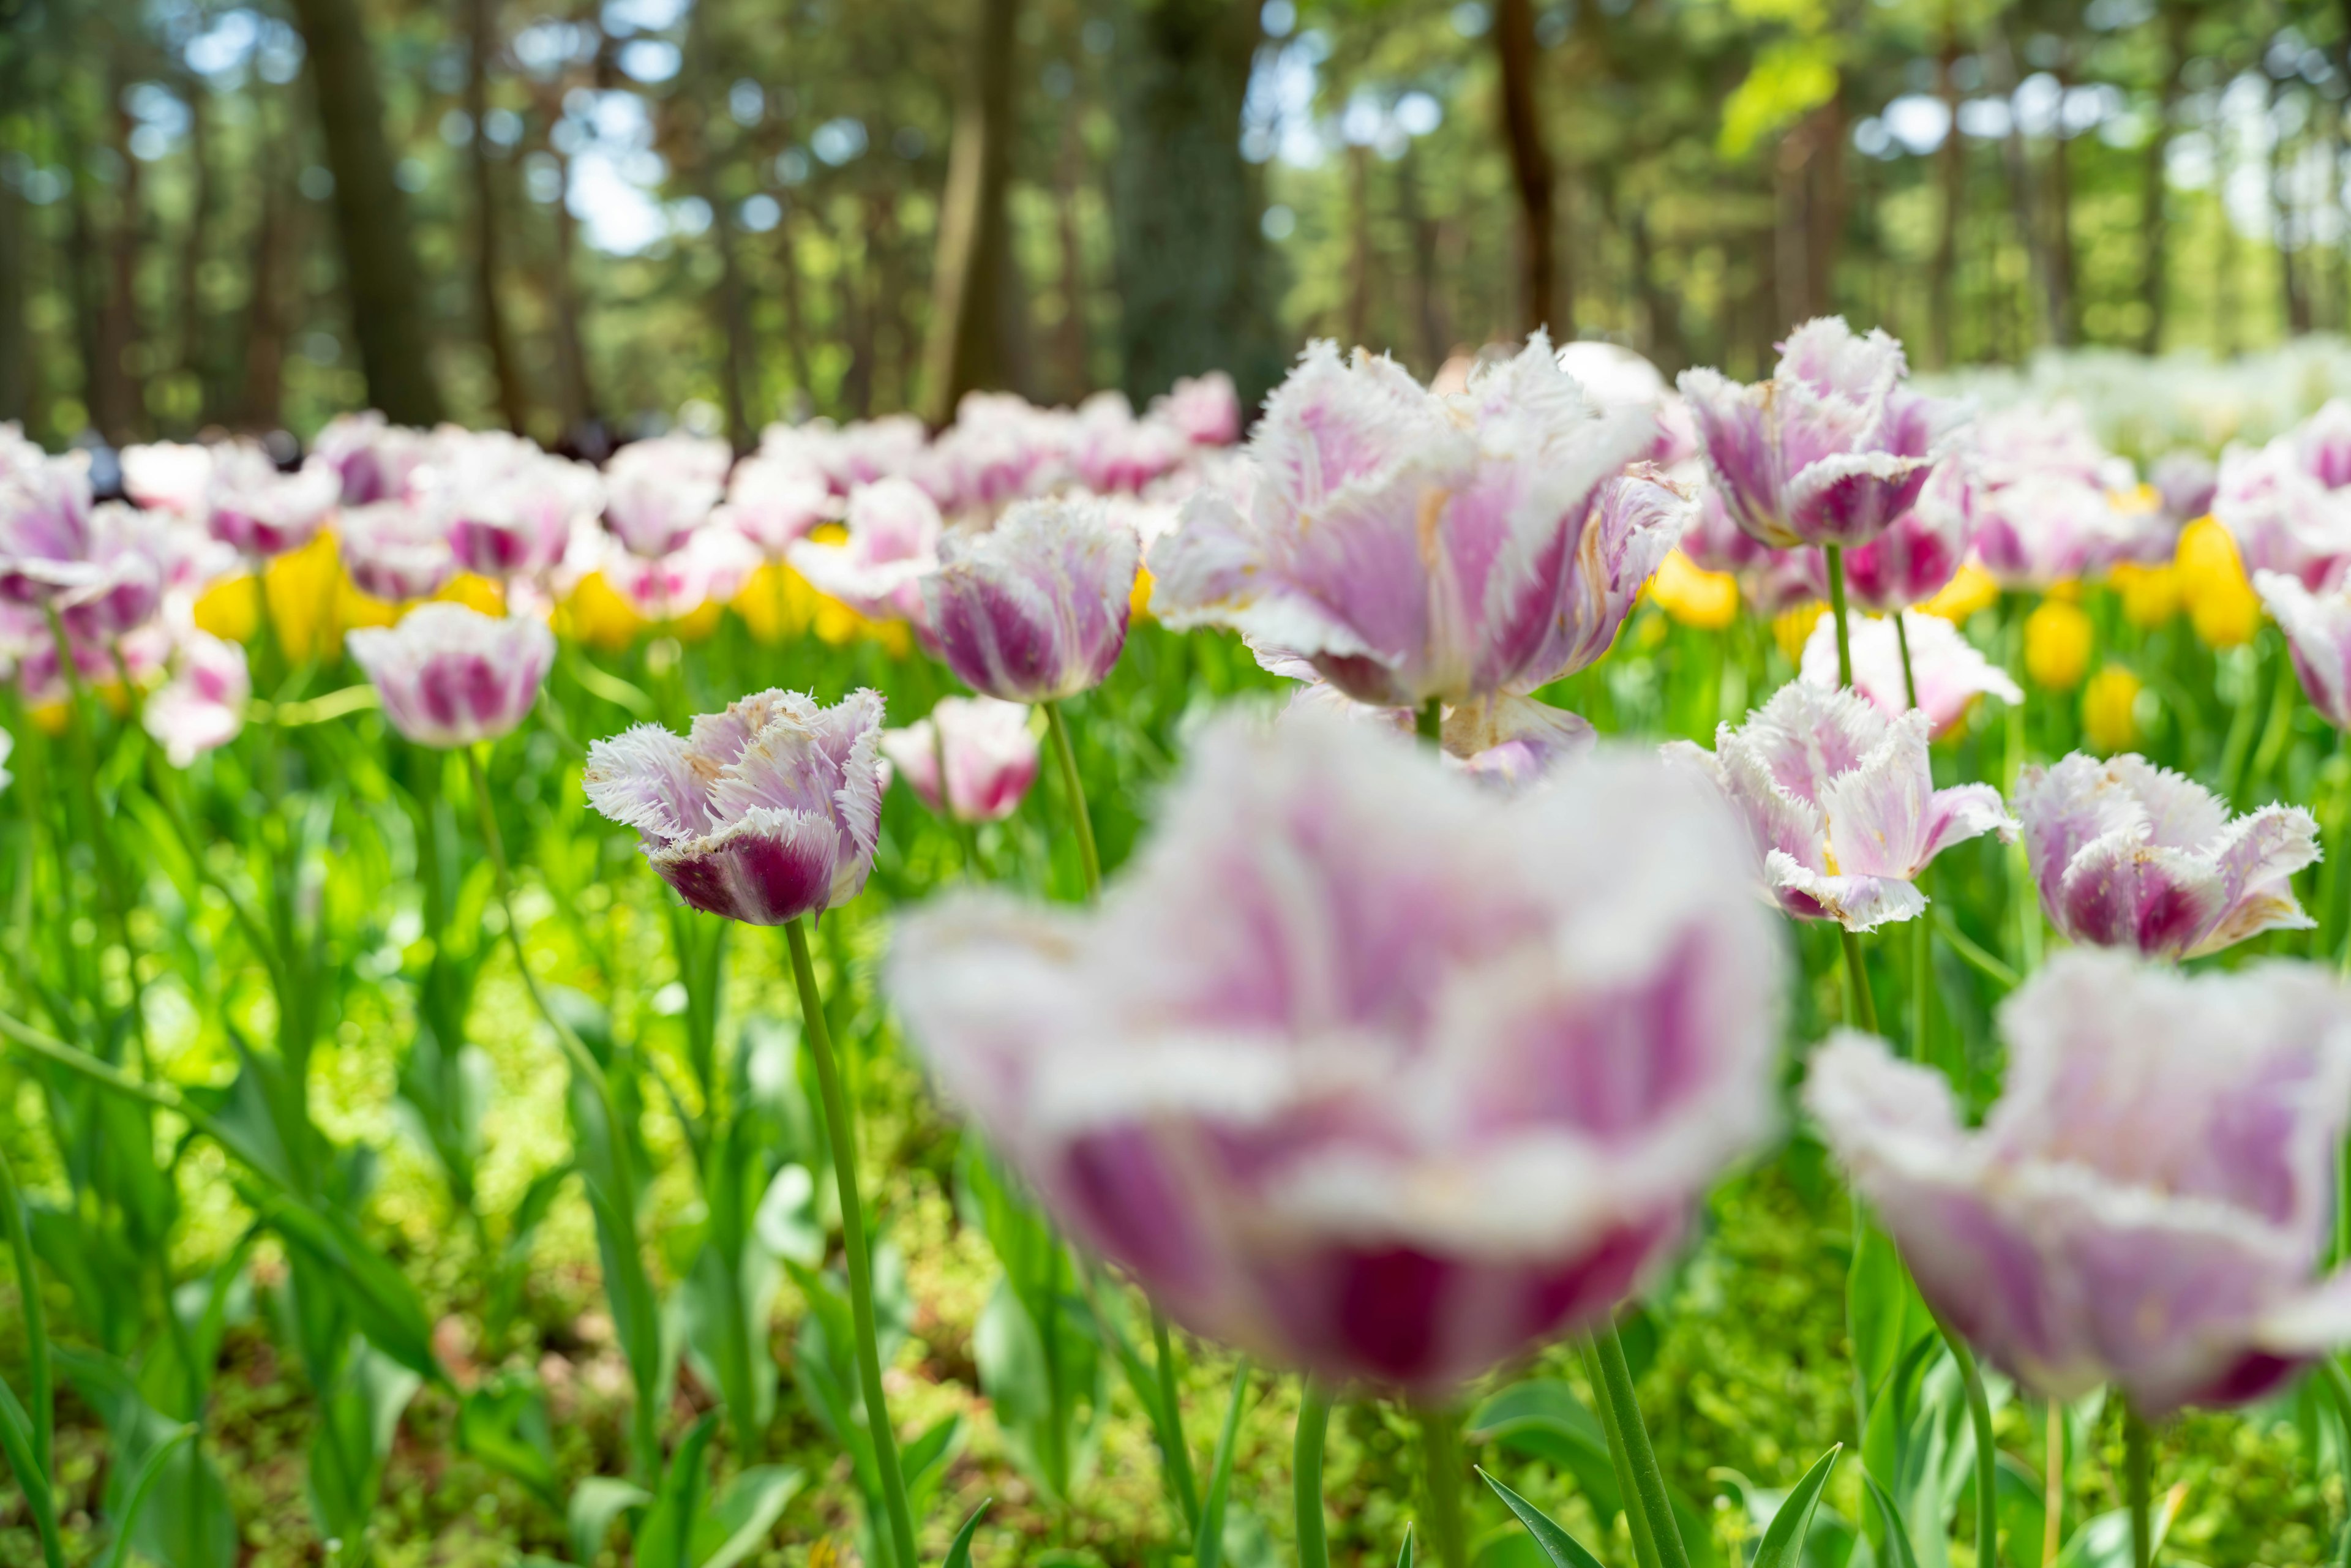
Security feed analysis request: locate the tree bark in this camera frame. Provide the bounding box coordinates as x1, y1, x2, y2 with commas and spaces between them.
774, 205, 816, 411
1346, 143, 1373, 349
174, 77, 218, 425
1109, 0, 1281, 410
1984, 26, 2055, 348
0, 113, 25, 427
1805, 98, 1845, 323
1397, 146, 1447, 375
284, 0, 444, 423
241, 134, 294, 430
683, 0, 754, 449
2140, 7, 2186, 353
2047, 59, 2077, 345
1930, 7, 1962, 367
1052, 116, 1091, 401
465, 0, 531, 434
1493, 0, 1559, 336
921, 0, 1024, 425
94, 61, 147, 443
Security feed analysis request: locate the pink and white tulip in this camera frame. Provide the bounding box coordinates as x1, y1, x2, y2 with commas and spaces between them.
583, 688, 884, 926
2213, 402, 2351, 587
1807, 950, 2351, 1415
144, 631, 250, 767
2014, 752, 2319, 960
788, 477, 943, 626
443, 451, 604, 580
603, 525, 761, 621
339, 500, 459, 603
313, 411, 432, 506
1150, 372, 1243, 448
206, 444, 339, 558
926, 497, 1139, 703
119, 442, 216, 518
887, 711, 1785, 1394
2257, 569, 2351, 731
1799, 609, 2020, 739
346, 604, 555, 749
718, 450, 834, 556
879, 696, 1040, 823
1677, 318, 1962, 550
602, 433, 729, 557
1667, 681, 2016, 931
1799, 460, 1973, 610
1152, 336, 1683, 710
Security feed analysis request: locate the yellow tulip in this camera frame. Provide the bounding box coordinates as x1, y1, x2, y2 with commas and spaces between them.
193, 575, 260, 643
732, 562, 821, 645
435, 574, 507, 617
2175, 517, 2260, 649
2081, 665, 2143, 754
2105, 561, 2180, 629
264, 533, 354, 662
1918, 561, 2000, 624
555, 572, 650, 652
1130, 564, 1157, 624
1773, 601, 1826, 666
1646, 549, 1739, 631
2024, 598, 2093, 692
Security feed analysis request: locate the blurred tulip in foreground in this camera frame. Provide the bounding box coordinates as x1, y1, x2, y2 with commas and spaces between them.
144, 631, 250, 767
1667, 681, 2015, 931
2254, 569, 2351, 731
926, 497, 1139, 703
888, 712, 1785, 1394
880, 696, 1039, 822
1798, 609, 2020, 738
2014, 752, 2318, 961
583, 688, 884, 926
1152, 336, 1681, 710
602, 433, 729, 557
1807, 950, 2351, 1415
347, 603, 555, 749
1678, 317, 1962, 550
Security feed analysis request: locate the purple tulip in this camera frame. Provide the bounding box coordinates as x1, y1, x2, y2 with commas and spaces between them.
143, 631, 250, 767
887, 711, 1785, 1394
788, 477, 943, 625
1799, 609, 2020, 739
206, 444, 339, 558
2014, 752, 2319, 960
2257, 569, 2351, 730
1, 477, 167, 646
1151, 336, 1683, 710
313, 411, 432, 506
442, 449, 604, 580
1281, 681, 1596, 794
0, 448, 97, 605
922, 393, 1072, 513
346, 604, 556, 749
1676, 318, 1963, 550
339, 500, 459, 603
602, 525, 761, 621
1150, 372, 1243, 447
1799, 461, 1973, 610
1676, 478, 1815, 617
925, 497, 1139, 702
1807, 950, 2351, 1415
583, 688, 885, 926
2214, 403, 2351, 587
1666, 681, 2015, 931
879, 696, 1040, 822
602, 434, 729, 557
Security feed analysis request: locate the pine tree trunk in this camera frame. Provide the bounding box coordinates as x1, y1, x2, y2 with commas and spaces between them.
1397, 147, 1447, 375
285, 0, 444, 423
176, 77, 218, 424
1493, 0, 1558, 336
1930, 9, 1962, 367
921, 0, 1024, 424
465, 0, 531, 434
2140, 9, 2186, 353
1109, 0, 1281, 410
1052, 118, 1091, 401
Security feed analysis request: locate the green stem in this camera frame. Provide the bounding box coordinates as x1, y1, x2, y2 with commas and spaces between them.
1942, 1326, 2000, 1568
0, 1146, 52, 1480
1417, 697, 1444, 745
1824, 544, 1854, 690
2247, 632, 2300, 803
1415, 1405, 1470, 1568
1580, 1337, 1666, 1568
1933, 909, 2020, 991
2125, 1400, 2155, 1568
1042, 699, 1101, 901
786, 915, 919, 1568
1839, 927, 1880, 1036
2320, 1360, 2351, 1568
1154, 1307, 1201, 1528
1910, 883, 1932, 1063
1591, 1322, 1691, 1568
1893, 609, 1920, 711
1295, 1381, 1332, 1568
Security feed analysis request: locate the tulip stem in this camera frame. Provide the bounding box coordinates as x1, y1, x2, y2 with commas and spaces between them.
1153, 1307, 1201, 1528
1940, 1323, 2000, 1568
1043, 699, 1101, 900
1839, 928, 1880, 1037
1590, 1322, 1692, 1568
1295, 1381, 1332, 1568
1580, 1337, 1666, 1568
785, 915, 920, 1568
1908, 895, 1932, 1063
1417, 697, 1444, 746
2044, 1398, 2064, 1567
2124, 1400, 2155, 1568
2319, 1359, 2351, 1568
1893, 609, 1919, 711
1414, 1405, 1470, 1568
1824, 544, 1855, 689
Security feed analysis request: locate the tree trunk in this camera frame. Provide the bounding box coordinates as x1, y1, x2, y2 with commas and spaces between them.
1774, 118, 1814, 328
465, 0, 531, 434
921, 0, 1023, 424
1397, 146, 1447, 375
285, 0, 444, 423
96, 64, 147, 443
2140, 6, 2186, 353
176, 78, 218, 425
1109, 0, 1281, 409
774, 205, 816, 412
1493, 0, 1558, 336
1805, 99, 1845, 323
538, 129, 602, 452
241, 136, 294, 430
1346, 143, 1373, 349
683, 0, 754, 450
1930, 7, 1962, 367
2277, 87, 2311, 339
1984, 28, 2053, 349
0, 116, 24, 427
2047, 61, 2077, 345
1052, 118, 1091, 401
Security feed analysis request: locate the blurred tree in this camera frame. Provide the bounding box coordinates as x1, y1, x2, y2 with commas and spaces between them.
1494, 0, 1561, 334
922, 0, 1028, 423
464, 0, 531, 433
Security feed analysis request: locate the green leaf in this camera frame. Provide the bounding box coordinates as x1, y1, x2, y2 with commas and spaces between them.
1861, 1471, 1921, 1568
568, 1477, 653, 1568
100, 1425, 198, 1568
943, 1499, 994, 1568
1849, 1222, 1932, 1414
257, 1195, 443, 1384
1752, 1445, 1842, 1568
457, 1375, 560, 1508
1195, 1364, 1253, 1568
1398, 1522, 1415, 1568
692, 1465, 804, 1568
1477, 1468, 1608, 1568
635, 1414, 721, 1568
1466, 1381, 1621, 1520
0, 1376, 64, 1568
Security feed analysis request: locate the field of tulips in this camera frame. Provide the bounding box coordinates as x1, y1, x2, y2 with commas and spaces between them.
12, 321, 2351, 1568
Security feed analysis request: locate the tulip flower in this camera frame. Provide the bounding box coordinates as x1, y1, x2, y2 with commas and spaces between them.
0, 448, 96, 604
1, 478, 168, 647
313, 411, 431, 505
444, 454, 605, 580
602, 434, 730, 557
1798, 460, 1973, 611
603, 525, 762, 622
1150, 371, 1243, 447
144, 631, 250, 767
887, 711, 1786, 1394
718, 449, 834, 556
1805, 950, 2351, 1415
926, 496, 1140, 703
206, 443, 339, 558
1799, 609, 2021, 738
1666, 681, 2016, 931
346, 604, 556, 749
583, 687, 884, 926
789, 477, 943, 626
1676, 318, 1962, 550
339, 500, 459, 603
2150, 448, 2218, 528
119, 441, 216, 518
1151, 336, 1683, 711
1070, 391, 1190, 495
879, 696, 1040, 822
2256, 569, 2351, 730
2014, 752, 2319, 960
1677, 481, 1814, 617
1973, 474, 2144, 590
2213, 402, 2351, 588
